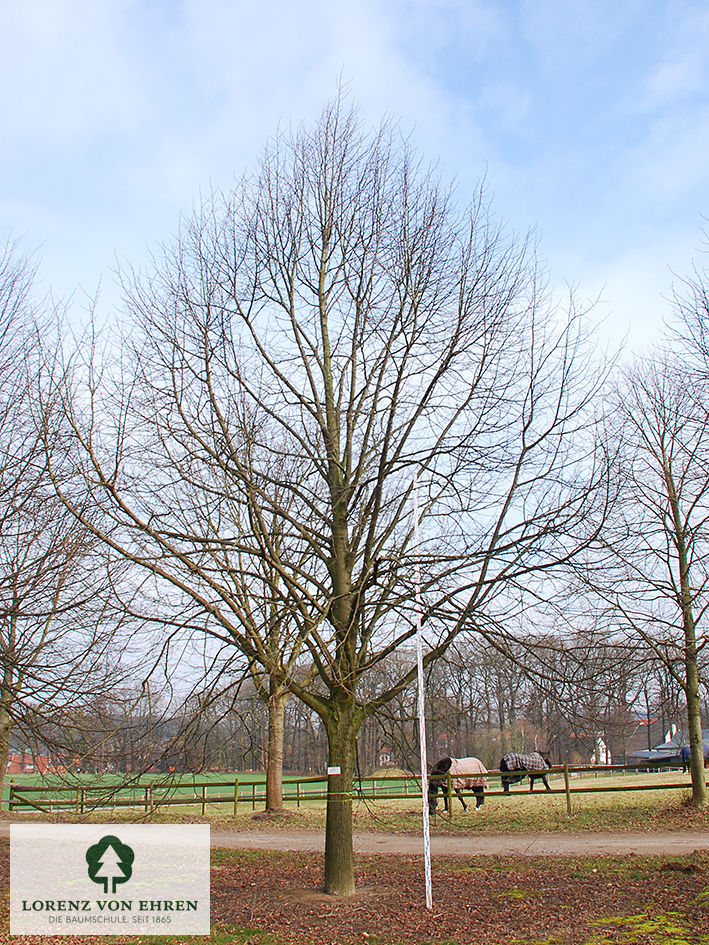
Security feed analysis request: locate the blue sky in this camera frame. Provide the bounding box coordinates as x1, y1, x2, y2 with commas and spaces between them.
3, 0, 708, 348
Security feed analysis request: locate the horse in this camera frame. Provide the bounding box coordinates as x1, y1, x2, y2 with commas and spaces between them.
499, 751, 552, 792
680, 746, 690, 773
428, 756, 488, 814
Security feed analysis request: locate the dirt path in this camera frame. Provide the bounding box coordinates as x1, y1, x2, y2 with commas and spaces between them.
210, 827, 709, 855
2, 822, 708, 855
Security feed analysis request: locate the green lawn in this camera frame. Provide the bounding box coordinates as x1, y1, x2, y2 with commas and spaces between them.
3, 769, 708, 834
2, 769, 433, 816
2, 770, 330, 814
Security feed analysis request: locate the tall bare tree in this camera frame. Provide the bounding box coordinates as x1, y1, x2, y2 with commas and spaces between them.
221, 472, 316, 810
0, 239, 128, 794
48, 100, 610, 893
591, 347, 709, 806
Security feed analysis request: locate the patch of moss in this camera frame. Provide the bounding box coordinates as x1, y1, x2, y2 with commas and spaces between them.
210, 847, 313, 869
508, 938, 562, 945
564, 853, 705, 880
589, 910, 694, 944
419, 940, 467, 945
493, 886, 543, 900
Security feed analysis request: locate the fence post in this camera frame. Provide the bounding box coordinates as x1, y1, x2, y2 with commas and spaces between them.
296, 781, 301, 809
447, 773, 453, 821
564, 763, 572, 815
233, 779, 239, 816
201, 785, 207, 816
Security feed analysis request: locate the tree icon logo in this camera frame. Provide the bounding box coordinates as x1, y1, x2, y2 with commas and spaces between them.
86, 835, 134, 893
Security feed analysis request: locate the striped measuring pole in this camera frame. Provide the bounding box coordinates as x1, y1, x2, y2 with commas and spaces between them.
413, 475, 433, 910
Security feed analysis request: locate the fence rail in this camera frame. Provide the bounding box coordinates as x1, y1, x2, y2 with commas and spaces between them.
5, 763, 701, 815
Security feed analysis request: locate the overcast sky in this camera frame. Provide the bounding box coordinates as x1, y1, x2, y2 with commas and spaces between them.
3, 0, 708, 348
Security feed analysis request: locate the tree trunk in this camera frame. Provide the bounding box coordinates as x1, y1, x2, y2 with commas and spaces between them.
0, 702, 12, 801
265, 681, 290, 811
323, 701, 361, 896
684, 629, 707, 807
667, 467, 708, 808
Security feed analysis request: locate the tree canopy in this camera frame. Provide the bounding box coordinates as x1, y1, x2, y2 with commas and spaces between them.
48, 99, 611, 893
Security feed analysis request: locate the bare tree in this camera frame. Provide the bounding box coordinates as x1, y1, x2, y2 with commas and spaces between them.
0, 239, 130, 794
48, 100, 610, 894
590, 346, 709, 806
219, 471, 317, 809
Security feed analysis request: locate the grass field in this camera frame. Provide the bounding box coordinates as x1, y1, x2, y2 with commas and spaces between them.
2, 768, 435, 815
2, 770, 330, 815
3, 769, 707, 834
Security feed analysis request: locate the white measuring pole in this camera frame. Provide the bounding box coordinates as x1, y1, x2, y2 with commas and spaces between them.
413, 474, 433, 910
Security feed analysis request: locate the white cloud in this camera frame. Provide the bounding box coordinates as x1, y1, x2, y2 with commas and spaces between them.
551, 230, 705, 355
641, 5, 709, 108
1, 0, 707, 349
1, 1, 152, 156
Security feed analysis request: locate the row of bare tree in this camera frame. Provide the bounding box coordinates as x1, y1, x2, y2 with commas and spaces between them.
2, 98, 709, 894
54, 635, 697, 776
24, 630, 701, 779
0, 237, 137, 788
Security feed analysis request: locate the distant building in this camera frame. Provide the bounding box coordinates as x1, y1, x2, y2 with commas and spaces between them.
6, 750, 54, 775
378, 746, 394, 767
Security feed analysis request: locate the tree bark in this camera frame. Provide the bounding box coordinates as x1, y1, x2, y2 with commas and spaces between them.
685, 644, 707, 807
0, 701, 12, 801
667, 464, 708, 808
265, 681, 290, 811
323, 700, 361, 896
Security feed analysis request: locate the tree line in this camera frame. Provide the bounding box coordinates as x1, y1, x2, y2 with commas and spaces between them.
2, 97, 709, 895
18, 631, 703, 779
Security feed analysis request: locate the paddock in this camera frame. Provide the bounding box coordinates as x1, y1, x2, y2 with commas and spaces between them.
5, 763, 703, 824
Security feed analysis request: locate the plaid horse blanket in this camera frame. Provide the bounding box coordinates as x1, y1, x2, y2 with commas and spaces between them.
501, 751, 549, 775
448, 756, 488, 790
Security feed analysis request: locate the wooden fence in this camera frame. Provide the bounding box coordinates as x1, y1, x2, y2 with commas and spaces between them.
5, 762, 698, 815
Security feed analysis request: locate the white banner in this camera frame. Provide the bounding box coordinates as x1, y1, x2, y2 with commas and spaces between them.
10, 824, 210, 936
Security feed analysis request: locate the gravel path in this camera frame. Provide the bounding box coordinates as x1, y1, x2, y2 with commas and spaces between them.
209, 828, 709, 856
3, 823, 708, 856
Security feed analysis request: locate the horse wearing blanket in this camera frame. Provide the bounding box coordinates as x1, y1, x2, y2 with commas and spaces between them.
500, 751, 551, 792
428, 756, 488, 814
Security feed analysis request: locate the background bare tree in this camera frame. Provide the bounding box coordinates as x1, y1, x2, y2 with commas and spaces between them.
49, 100, 610, 894
218, 467, 317, 810
0, 239, 131, 794
588, 344, 709, 806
